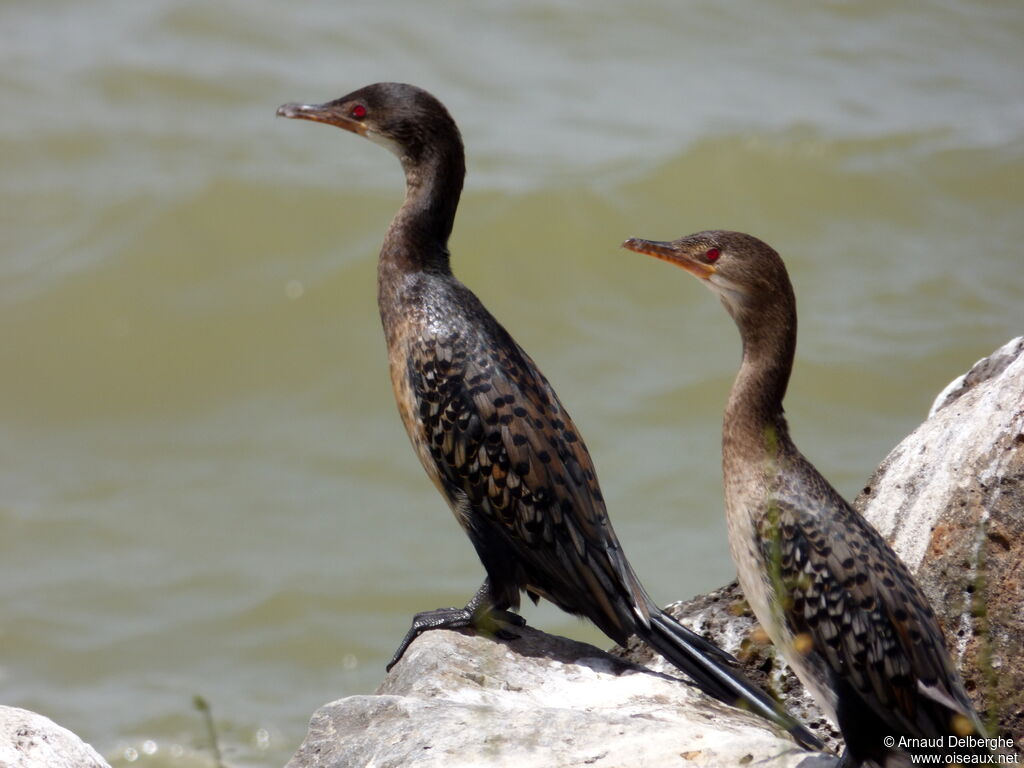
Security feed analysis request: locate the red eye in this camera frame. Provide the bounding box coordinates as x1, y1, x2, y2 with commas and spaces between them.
351, 104, 367, 119
705, 248, 721, 262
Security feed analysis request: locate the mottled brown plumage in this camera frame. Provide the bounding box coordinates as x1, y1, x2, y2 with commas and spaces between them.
277, 84, 821, 748
389, 275, 644, 635
624, 230, 988, 766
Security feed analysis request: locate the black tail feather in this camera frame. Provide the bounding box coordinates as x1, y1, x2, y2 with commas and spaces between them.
640, 611, 824, 752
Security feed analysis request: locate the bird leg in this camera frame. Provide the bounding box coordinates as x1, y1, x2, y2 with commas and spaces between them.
385, 579, 526, 671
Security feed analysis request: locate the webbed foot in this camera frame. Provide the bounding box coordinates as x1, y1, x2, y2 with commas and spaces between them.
385, 581, 526, 671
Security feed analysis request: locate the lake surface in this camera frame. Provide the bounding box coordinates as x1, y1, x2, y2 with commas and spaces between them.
1, 1, 1022, 765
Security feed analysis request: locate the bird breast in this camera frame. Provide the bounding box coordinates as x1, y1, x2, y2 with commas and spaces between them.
722, 457, 840, 724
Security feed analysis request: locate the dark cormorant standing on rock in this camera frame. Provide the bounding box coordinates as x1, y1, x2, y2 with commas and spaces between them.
623, 230, 989, 766
276, 83, 821, 748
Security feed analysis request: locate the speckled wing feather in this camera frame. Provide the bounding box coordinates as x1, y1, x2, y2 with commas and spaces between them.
764, 463, 976, 738
404, 313, 647, 642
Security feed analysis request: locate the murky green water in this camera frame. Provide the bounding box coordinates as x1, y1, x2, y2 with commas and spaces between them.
2, 1, 1022, 765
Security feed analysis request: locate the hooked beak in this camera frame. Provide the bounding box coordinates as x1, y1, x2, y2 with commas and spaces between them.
622, 238, 717, 280
276, 102, 368, 137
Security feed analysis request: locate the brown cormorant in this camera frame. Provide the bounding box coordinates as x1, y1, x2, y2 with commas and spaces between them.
623, 229, 989, 766
277, 84, 821, 748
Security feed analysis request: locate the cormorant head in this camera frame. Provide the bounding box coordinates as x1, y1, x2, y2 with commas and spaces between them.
622, 230, 796, 336
277, 82, 463, 170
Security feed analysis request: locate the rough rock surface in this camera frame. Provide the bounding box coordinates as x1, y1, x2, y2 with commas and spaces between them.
289, 338, 1023, 767
0, 706, 110, 768
287, 625, 834, 768
617, 584, 844, 754
858, 336, 1024, 742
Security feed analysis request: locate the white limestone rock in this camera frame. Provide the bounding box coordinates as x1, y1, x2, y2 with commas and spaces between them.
856, 335, 1024, 743
859, 336, 1024, 572
287, 625, 833, 768
0, 706, 110, 768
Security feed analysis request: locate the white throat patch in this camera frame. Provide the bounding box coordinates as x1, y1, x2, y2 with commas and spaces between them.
366, 130, 403, 158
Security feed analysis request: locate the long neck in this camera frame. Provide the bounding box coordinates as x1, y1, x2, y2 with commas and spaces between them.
722, 309, 797, 465
380, 143, 465, 278
377, 140, 465, 345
